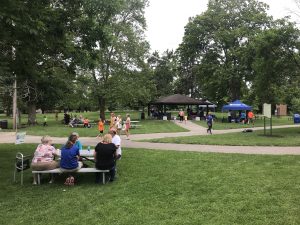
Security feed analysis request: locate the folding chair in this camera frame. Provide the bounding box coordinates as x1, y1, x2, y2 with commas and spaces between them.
13, 152, 31, 185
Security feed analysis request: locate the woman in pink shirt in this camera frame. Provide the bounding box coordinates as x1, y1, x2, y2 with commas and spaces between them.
31, 136, 58, 184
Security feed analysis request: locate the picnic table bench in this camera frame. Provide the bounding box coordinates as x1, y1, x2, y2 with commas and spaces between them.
32, 168, 109, 185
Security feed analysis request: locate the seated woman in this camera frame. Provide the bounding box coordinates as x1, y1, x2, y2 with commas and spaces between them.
31, 136, 58, 184
83, 118, 89, 128
60, 134, 83, 185
72, 132, 83, 150
94, 134, 117, 183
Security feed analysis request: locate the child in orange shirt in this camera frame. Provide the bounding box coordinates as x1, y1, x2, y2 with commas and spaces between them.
97, 118, 104, 137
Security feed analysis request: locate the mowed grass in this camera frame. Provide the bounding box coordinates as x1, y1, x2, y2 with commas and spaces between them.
146, 127, 300, 146
0, 112, 188, 137
194, 116, 293, 130
1, 144, 300, 225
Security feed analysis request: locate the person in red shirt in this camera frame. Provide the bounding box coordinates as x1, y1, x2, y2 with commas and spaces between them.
247, 111, 255, 126
83, 118, 89, 128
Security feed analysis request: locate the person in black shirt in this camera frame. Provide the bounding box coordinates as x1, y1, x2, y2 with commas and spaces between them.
94, 134, 117, 182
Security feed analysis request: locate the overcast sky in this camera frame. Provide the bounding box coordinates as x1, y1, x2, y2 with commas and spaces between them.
145, 0, 299, 53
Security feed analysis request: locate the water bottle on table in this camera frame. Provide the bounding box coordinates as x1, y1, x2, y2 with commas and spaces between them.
87, 145, 90, 152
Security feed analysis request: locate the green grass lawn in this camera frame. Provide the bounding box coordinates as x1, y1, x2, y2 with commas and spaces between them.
0, 112, 188, 137
1, 144, 300, 225
145, 127, 300, 146
194, 116, 294, 130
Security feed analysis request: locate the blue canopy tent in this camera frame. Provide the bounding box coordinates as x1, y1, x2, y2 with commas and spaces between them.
222, 100, 252, 123
222, 100, 252, 111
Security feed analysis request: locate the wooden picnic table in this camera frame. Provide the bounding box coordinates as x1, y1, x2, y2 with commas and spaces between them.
130, 121, 142, 129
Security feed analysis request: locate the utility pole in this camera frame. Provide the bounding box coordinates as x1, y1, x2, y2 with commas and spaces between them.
13, 77, 17, 131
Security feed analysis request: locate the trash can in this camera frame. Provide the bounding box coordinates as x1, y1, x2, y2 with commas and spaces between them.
166, 113, 171, 120
141, 112, 145, 120
294, 114, 300, 124
0, 120, 8, 129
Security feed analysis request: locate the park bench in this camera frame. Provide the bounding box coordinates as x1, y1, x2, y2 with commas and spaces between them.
131, 124, 142, 129
72, 122, 97, 128
32, 168, 109, 185
130, 121, 142, 129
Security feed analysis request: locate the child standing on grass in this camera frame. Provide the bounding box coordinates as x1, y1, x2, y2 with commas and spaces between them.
43, 115, 48, 126
125, 114, 131, 140
97, 118, 105, 138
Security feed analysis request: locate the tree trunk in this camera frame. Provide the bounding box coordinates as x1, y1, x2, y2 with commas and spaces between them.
28, 102, 37, 125
98, 96, 106, 120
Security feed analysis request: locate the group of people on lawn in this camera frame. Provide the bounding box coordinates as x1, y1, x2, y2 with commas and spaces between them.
31, 121, 125, 185
68, 114, 91, 128
227, 110, 255, 125
106, 113, 131, 139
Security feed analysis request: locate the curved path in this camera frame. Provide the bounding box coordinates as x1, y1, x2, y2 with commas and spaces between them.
1, 121, 300, 155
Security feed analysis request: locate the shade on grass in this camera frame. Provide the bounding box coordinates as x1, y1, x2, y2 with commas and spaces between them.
1, 144, 300, 225
146, 127, 300, 146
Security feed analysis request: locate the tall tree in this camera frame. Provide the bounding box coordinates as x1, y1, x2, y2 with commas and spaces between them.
148, 50, 176, 98
0, 0, 79, 124
75, 0, 150, 119
177, 0, 271, 102
250, 19, 300, 106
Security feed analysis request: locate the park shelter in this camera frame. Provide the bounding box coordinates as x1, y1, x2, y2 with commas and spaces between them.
148, 94, 214, 118
222, 100, 252, 111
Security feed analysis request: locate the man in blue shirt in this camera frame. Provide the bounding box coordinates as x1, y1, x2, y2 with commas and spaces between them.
206, 113, 213, 134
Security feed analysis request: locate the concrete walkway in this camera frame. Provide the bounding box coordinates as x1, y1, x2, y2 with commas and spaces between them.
1, 121, 300, 155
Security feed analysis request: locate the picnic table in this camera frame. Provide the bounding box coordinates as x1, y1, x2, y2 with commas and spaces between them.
56, 149, 94, 157
130, 121, 142, 129
72, 120, 97, 128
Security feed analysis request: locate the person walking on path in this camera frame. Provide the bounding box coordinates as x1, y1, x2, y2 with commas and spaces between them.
179, 109, 184, 123
206, 113, 213, 134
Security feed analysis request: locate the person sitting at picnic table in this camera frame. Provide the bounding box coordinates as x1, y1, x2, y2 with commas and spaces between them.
60, 134, 83, 185
72, 132, 83, 150
69, 116, 79, 128
31, 135, 59, 185
109, 128, 122, 160
94, 134, 117, 183
83, 118, 89, 128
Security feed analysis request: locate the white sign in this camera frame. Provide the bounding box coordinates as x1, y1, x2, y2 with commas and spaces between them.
15, 132, 26, 144
263, 103, 272, 118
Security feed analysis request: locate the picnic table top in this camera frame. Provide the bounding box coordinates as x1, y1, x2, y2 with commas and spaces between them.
56, 149, 94, 157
